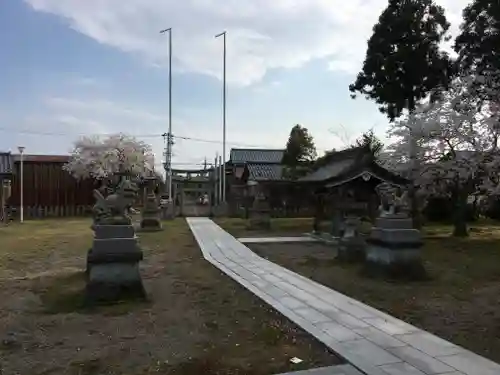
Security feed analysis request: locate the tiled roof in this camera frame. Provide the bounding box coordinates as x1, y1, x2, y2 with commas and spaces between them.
0, 152, 13, 175
12, 154, 70, 163
230, 148, 284, 164
247, 164, 284, 181
299, 158, 356, 182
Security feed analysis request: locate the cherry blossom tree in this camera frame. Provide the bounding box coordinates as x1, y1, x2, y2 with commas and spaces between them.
63, 133, 155, 181
384, 72, 500, 236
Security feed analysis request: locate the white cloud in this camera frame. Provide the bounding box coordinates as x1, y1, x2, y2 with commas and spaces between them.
25, 0, 469, 86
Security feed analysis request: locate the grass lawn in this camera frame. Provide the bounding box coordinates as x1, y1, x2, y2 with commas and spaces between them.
0, 218, 342, 375
248, 222, 500, 364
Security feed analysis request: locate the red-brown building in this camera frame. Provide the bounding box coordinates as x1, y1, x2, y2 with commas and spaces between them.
8, 154, 95, 218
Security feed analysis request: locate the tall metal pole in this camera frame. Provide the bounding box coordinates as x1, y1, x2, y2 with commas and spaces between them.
218, 155, 222, 203
160, 27, 173, 201
214, 155, 218, 204
215, 31, 226, 203
17, 146, 24, 223
214, 152, 219, 204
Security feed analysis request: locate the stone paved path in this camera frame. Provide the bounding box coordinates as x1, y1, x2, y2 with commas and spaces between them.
276, 364, 363, 375
238, 236, 318, 243
187, 217, 500, 375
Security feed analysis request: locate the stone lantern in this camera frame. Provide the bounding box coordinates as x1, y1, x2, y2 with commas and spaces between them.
139, 176, 163, 232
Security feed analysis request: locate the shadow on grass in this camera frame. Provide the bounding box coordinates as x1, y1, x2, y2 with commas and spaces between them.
35, 271, 151, 315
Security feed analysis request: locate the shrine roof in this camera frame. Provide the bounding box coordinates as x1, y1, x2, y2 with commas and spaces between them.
0, 152, 13, 176
247, 163, 284, 181
230, 148, 285, 164
298, 146, 409, 186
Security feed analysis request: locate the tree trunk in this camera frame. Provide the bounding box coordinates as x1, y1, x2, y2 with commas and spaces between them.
452, 190, 469, 237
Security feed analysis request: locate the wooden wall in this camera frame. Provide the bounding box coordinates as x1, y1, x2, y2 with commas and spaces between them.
8, 161, 95, 218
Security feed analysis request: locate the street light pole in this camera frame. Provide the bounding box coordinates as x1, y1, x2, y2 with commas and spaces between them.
215, 31, 226, 203
17, 146, 25, 223
160, 27, 173, 202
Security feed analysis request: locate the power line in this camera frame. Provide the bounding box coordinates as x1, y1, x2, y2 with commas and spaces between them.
0, 126, 275, 148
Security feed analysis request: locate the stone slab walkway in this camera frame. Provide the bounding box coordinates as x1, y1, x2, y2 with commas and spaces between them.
187, 217, 500, 375
238, 236, 318, 243
276, 364, 363, 375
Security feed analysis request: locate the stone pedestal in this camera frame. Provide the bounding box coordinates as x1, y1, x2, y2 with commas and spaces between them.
139, 193, 163, 232
337, 216, 365, 262
363, 214, 426, 280
248, 196, 271, 230
160, 198, 175, 220
86, 225, 146, 304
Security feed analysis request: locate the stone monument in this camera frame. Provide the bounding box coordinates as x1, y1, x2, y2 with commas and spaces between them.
248, 188, 271, 230
139, 177, 163, 231
86, 179, 146, 304
363, 183, 426, 280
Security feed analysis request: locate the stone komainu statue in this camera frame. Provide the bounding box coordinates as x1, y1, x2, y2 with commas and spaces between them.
92, 179, 138, 225
375, 182, 410, 216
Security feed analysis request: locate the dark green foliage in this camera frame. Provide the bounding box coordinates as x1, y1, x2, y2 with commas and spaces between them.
312, 149, 336, 171
350, 129, 383, 157
282, 124, 317, 179
454, 0, 500, 79
349, 0, 453, 120
282, 124, 317, 166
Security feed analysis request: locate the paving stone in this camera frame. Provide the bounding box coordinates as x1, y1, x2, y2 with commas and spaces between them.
187, 218, 500, 375
329, 312, 370, 329
306, 298, 341, 314
294, 307, 332, 324
274, 364, 363, 375
353, 327, 407, 349
378, 362, 426, 375
340, 339, 402, 366
387, 346, 455, 374
238, 236, 318, 244
394, 331, 464, 357
437, 351, 500, 375
279, 296, 308, 310
316, 321, 362, 342
363, 317, 418, 336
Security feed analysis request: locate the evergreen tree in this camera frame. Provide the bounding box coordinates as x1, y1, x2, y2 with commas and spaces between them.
282, 124, 316, 179
282, 124, 317, 166
351, 129, 384, 157
454, 0, 500, 77
349, 0, 453, 120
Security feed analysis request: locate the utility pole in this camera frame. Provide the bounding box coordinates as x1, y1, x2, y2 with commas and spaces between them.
17, 146, 25, 223
160, 27, 173, 201
215, 31, 227, 203
214, 152, 219, 204
203, 157, 207, 171
218, 155, 222, 203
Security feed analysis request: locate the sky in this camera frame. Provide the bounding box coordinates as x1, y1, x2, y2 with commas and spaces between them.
0, 0, 470, 170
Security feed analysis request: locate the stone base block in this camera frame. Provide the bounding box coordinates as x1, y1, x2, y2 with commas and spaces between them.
375, 217, 413, 229
362, 245, 427, 281
161, 203, 175, 220
139, 218, 163, 232
85, 263, 146, 305
336, 239, 366, 263
93, 225, 136, 239
370, 228, 422, 244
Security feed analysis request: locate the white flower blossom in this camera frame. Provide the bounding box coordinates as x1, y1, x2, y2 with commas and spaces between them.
63, 133, 155, 179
